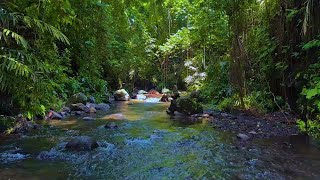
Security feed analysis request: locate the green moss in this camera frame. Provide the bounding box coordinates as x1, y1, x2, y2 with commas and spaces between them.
176, 97, 203, 115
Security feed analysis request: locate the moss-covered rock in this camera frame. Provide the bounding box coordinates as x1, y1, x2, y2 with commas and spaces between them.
173, 97, 203, 115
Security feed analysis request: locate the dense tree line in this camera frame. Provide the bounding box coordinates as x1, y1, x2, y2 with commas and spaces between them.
0, 0, 319, 136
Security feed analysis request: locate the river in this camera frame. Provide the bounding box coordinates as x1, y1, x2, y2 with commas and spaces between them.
1, 101, 320, 179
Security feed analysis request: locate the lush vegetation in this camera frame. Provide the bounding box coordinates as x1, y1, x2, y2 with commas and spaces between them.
0, 0, 319, 136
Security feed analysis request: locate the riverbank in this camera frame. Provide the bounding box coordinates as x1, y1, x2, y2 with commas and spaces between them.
189, 109, 301, 141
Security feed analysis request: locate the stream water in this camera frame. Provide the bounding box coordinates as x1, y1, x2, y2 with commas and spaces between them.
1, 101, 320, 179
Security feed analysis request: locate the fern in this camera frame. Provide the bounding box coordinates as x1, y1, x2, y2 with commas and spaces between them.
1, 28, 29, 48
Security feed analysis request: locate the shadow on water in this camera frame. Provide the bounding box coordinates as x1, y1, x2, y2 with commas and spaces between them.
1, 101, 320, 179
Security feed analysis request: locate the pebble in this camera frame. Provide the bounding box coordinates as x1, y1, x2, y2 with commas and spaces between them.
237, 133, 250, 141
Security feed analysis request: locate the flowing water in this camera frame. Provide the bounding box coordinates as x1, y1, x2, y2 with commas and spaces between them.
1, 101, 320, 179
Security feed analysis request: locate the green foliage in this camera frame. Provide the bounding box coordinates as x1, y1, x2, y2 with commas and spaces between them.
0, 116, 15, 133
297, 119, 320, 138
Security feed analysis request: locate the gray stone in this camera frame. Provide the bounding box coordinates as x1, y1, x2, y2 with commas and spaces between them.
88, 96, 96, 104
96, 103, 110, 111
249, 131, 258, 135
70, 103, 89, 112
65, 136, 99, 151
83, 117, 96, 121
51, 111, 63, 120
105, 122, 118, 129
237, 133, 250, 141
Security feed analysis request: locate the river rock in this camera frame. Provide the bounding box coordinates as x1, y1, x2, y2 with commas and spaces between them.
61, 106, 71, 113
114, 89, 130, 101
88, 96, 96, 104
12, 118, 39, 134
105, 122, 118, 129
69, 103, 89, 112
86, 103, 97, 113
0, 151, 30, 164
83, 117, 96, 121
37, 149, 60, 160
249, 131, 258, 135
96, 103, 110, 111
53, 111, 63, 120
237, 133, 250, 141
138, 90, 148, 94
160, 94, 170, 102
136, 94, 147, 100
65, 136, 99, 151
67, 93, 87, 105
175, 97, 203, 115
90, 107, 97, 113
75, 111, 83, 116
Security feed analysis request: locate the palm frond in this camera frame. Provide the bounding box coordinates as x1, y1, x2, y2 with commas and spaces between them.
23, 16, 70, 45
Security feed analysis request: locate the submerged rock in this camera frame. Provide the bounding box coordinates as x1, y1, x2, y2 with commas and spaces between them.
65, 136, 99, 151
102, 113, 126, 120
37, 149, 60, 160
0, 151, 30, 164
105, 122, 118, 129
114, 89, 130, 101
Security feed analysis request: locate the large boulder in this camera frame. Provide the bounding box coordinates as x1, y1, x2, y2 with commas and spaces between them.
67, 93, 87, 105
169, 97, 203, 115
65, 136, 99, 151
114, 89, 130, 101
